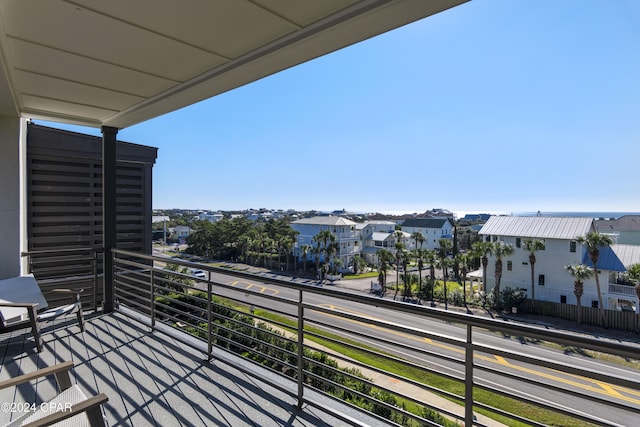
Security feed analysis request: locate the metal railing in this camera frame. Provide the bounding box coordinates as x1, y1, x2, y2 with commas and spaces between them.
22, 248, 102, 311
111, 248, 640, 427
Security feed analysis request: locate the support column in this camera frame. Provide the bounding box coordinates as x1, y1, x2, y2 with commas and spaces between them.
102, 126, 118, 312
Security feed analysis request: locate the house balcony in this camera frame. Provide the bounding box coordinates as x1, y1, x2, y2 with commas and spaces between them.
3, 248, 640, 426
609, 282, 638, 297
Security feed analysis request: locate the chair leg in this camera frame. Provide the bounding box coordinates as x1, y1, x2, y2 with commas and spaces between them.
76, 307, 85, 332
27, 305, 43, 352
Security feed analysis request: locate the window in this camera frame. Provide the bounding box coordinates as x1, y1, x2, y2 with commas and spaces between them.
538, 274, 545, 286
485, 236, 491, 242
591, 300, 598, 308
560, 295, 567, 304
507, 261, 512, 271
570, 241, 576, 253
516, 238, 521, 248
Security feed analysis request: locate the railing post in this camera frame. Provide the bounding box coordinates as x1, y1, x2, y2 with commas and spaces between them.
465, 324, 474, 426
207, 271, 213, 362
297, 289, 304, 409
150, 268, 155, 331
92, 250, 98, 312
101, 126, 118, 313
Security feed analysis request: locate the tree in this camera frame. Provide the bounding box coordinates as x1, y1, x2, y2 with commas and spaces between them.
472, 241, 494, 294
315, 229, 336, 274
565, 264, 594, 325
455, 253, 470, 307
492, 241, 514, 308
414, 249, 425, 301
393, 238, 405, 300
411, 231, 425, 251
300, 244, 312, 273
627, 263, 640, 332
523, 239, 545, 310
377, 249, 394, 296
577, 232, 613, 328
424, 249, 438, 306
399, 248, 411, 301
438, 239, 453, 309
351, 254, 366, 275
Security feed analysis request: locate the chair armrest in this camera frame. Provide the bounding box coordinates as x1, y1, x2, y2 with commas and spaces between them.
23, 393, 109, 427
0, 361, 74, 390
0, 302, 39, 309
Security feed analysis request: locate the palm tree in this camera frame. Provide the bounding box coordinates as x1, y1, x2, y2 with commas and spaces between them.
577, 232, 613, 328
414, 249, 425, 301
424, 249, 438, 306
411, 231, 425, 251
565, 264, 594, 325
492, 241, 514, 308
399, 248, 411, 300
455, 253, 470, 307
438, 239, 453, 309
300, 244, 311, 273
523, 239, 545, 310
377, 249, 394, 296
393, 239, 405, 300
626, 263, 640, 332
472, 241, 494, 294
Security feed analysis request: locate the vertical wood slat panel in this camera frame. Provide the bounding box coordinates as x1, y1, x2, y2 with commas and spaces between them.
26, 124, 157, 307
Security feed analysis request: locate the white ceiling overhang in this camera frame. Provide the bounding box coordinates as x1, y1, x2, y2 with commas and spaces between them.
0, 0, 468, 129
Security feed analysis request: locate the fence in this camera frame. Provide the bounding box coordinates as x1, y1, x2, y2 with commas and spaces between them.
523, 300, 638, 332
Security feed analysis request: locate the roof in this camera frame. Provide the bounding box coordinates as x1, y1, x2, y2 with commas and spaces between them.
610, 244, 640, 269
401, 218, 452, 229
479, 216, 594, 240
292, 216, 357, 226
371, 232, 396, 241
581, 246, 626, 272
0, 0, 468, 129
355, 220, 397, 229
595, 216, 640, 232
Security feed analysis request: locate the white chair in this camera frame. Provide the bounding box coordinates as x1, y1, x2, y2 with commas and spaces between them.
0, 361, 108, 427
0, 275, 84, 353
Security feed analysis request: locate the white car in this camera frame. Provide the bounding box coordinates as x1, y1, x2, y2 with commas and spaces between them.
190, 269, 207, 279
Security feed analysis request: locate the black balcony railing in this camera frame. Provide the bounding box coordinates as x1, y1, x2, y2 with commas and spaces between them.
22, 248, 102, 311
110, 248, 640, 426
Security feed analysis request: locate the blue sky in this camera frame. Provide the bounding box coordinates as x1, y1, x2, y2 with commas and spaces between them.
40, 1, 640, 217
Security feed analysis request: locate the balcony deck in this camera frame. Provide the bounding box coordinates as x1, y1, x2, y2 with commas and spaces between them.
0, 311, 382, 427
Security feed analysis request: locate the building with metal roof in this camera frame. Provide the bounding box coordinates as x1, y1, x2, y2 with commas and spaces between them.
479, 216, 640, 312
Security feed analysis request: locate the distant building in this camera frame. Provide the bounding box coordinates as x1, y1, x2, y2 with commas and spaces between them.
463, 213, 491, 222
479, 215, 640, 311
199, 212, 224, 223
400, 218, 454, 250
291, 216, 359, 269
595, 215, 640, 245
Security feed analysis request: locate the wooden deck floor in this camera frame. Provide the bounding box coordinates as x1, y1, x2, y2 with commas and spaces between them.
1, 310, 383, 427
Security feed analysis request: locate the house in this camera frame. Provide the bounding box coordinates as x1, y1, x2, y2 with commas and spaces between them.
198, 212, 224, 223
356, 220, 396, 239
478, 216, 640, 311
595, 215, 640, 245
291, 216, 360, 269
400, 218, 454, 250
173, 225, 192, 242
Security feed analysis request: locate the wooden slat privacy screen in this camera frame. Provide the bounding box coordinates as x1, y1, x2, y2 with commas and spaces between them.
26, 124, 157, 306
